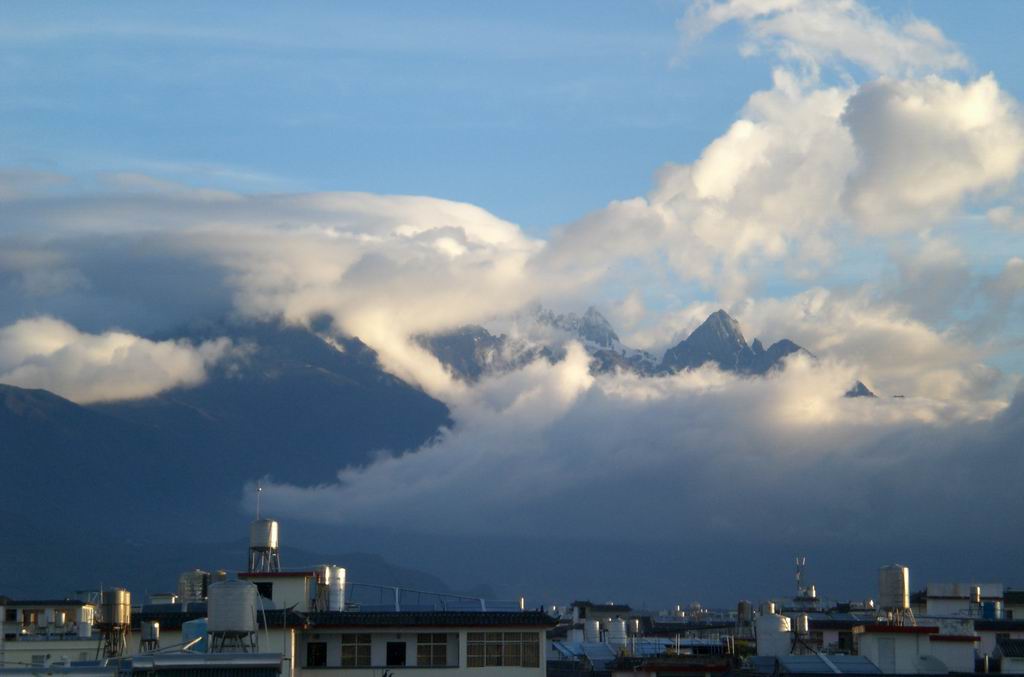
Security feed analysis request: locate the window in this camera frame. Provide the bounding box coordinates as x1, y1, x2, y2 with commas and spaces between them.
341, 634, 372, 667
467, 632, 540, 668
4, 609, 15, 622
417, 633, 448, 667
387, 641, 407, 667
307, 641, 327, 667
255, 582, 273, 600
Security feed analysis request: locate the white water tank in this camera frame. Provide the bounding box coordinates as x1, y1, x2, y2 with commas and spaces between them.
606, 618, 627, 648
879, 565, 910, 610
756, 613, 792, 657
584, 619, 601, 642
760, 601, 776, 616
78, 621, 93, 638
207, 580, 258, 635
794, 614, 809, 635
329, 566, 346, 611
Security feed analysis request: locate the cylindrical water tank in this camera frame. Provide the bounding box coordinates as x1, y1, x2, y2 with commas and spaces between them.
212, 570, 229, 583
630, 618, 641, 635
794, 614, 809, 635
207, 580, 258, 635
78, 621, 93, 639
99, 589, 131, 627
971, 586, 982, 604
249, 519, 279, 550
606, 618, 628, 648
760, 601, 776, 616
806, 585, 817, 599
52, 610, 66, 627
738, 601, 753, 624
756, 613, 792, 657
879, 565, 910, 610
329, 566, 346, 611
142, 621, 160, 641
584, 619, 601, 642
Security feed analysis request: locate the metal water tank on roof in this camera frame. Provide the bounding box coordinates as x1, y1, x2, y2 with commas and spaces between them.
606, 618, 627, 648
738, 601, 753, 624
879, 565, 910, 610
760, 601, 776, 616
755, 613, 792, 657
141, 621, 160, 642
249, 519, 279, 550
98, 589, 131, 627
584, 619, 601, 642
207, 580, 258, 635
330, 566, 347, 611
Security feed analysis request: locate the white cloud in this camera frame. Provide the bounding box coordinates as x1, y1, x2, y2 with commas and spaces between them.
0, 316, 232, 403
255, 343, 1016, 543
681, 0, 967, 77
843, 75, 1024, 231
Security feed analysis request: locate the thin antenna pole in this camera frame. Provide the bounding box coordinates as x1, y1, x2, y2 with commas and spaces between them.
256, 483, 262, 520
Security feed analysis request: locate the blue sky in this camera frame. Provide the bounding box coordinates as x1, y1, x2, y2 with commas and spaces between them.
3, 1, 1018, 234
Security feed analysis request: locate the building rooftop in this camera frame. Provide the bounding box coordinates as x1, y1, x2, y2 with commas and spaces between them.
997, 638, 1024, 659
308, 610, 556, 628
751, 655, 883, 675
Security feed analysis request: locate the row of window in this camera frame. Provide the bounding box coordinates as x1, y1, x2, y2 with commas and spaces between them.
467, 632, 540, 668
308, 633, 452, 668
306, 632, 540, 669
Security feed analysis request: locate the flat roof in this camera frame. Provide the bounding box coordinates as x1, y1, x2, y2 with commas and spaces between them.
308, 610, 556, 629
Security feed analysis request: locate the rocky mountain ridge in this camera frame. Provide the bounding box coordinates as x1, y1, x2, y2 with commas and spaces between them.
421, 307, 816, 379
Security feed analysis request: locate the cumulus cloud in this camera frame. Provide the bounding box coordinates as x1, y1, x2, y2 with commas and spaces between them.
680, 0, 967, 77
843, 75, 1024, 230
0, 316, 232, 403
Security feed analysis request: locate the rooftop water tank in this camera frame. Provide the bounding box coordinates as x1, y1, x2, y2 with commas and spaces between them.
760, 601, 776, 616
329, 566, 346, 611
249, 519, 279, 550
207, 580, 258, 635
756, 613, 792, 657
141, 621, 160, 642
879, 565, 910, 610
738, 601, 753, 624
606, 618, 627, 648
584, 618, 601, 642
98, 589, 131, 628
